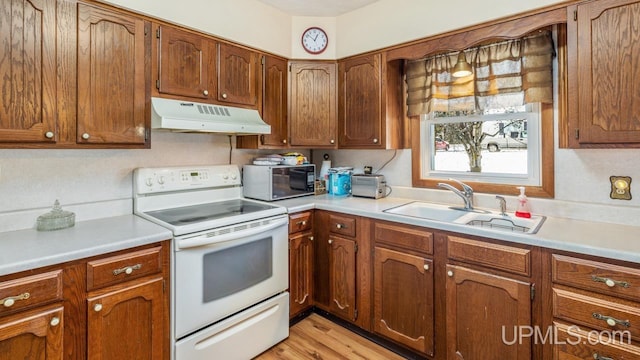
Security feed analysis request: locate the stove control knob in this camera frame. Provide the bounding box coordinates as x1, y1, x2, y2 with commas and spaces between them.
230, 173, 237, 180
157, 176, 165, 185
222, 175, 229, 180
145, 178, 153, 187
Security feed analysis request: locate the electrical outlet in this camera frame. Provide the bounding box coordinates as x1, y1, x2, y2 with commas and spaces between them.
610, 176, 631, 200
364, 165, 373, 175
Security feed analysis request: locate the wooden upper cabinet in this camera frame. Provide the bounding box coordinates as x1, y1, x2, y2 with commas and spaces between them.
217, 43, 260, 108
0, 0, 57, 143
289, 61, 337, 148
338, 53, 405, 149
261, 55, 288, 147
567, 0, 640, 146
157, 25, 215, 100
77, 3, 150, 146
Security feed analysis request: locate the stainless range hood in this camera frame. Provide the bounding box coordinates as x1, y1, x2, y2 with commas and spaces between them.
151, 97, 271, 135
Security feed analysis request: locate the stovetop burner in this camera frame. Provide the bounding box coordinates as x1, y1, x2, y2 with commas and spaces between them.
144, 199, 279, 227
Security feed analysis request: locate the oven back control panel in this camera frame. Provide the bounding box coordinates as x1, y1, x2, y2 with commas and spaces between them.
134, 165, 241, 194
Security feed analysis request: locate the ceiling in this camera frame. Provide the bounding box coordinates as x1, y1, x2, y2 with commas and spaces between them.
257, 0, 379, 16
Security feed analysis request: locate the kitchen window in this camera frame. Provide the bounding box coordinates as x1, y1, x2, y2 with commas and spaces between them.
406, 29, 556, 197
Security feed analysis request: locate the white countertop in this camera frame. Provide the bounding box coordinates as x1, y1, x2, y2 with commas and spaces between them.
0, 215, 172, 276
276, 194, 640, 264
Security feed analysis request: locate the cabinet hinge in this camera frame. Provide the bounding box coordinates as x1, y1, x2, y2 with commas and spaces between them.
575, 129, 580, 139
163, 279, 166, 293
156, 28, 161, 38
145, 128, 149, 141
261, 56, 265, 65
156, 79, 160, 90
530, 284, 535, 301
354, 242, 358, 254
573, 10, 577, 21
354, 309, 358, 321
288, 64, 291, 72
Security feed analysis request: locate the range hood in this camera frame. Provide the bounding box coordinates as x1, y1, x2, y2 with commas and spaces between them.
151, 97, 271, 135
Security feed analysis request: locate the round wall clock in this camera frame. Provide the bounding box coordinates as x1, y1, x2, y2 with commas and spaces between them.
301, 27, 328, 54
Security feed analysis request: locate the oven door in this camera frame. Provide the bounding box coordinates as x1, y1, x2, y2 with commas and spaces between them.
173, 214, 288, 339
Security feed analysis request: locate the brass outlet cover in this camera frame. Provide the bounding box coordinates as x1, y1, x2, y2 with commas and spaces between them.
610, 176, 632, 200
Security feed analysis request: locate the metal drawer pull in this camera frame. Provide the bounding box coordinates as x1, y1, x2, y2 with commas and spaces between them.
1, 293, 30, 307
592, 313, 630, 328
592, 275, 630, 288
593, 353, 614, 360
50, 317, 60, 327
336, 223, 346, 229
296, 220, 307, 226
113, 263, 142, 276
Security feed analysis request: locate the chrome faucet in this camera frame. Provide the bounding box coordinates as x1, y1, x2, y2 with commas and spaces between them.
437, 178, 474, 211
496, 195, 507, 216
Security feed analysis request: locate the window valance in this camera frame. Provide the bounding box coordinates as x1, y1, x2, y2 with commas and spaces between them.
405, 30, 554, 117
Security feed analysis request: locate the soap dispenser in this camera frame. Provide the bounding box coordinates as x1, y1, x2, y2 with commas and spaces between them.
515, 186, 531, 218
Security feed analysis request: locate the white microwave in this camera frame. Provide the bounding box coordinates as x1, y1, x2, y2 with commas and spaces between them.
242, 164, 316, 201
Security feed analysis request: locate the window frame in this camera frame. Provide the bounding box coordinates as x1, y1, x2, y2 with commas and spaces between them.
410, 102, 554, 198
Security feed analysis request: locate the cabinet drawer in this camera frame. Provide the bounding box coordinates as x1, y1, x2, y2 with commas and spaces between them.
553, 288, 640, 343
554, 321, 640, 359
87, 246, 162, 291
374, 222, 433, 255
289, 211, 313, 233
552, 254, 640, 302
0, 270, 63, 316
447, 235, 531, 276
329, 214, 356, 237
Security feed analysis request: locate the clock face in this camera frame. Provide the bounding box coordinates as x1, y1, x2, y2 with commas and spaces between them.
301, 27, 328, 54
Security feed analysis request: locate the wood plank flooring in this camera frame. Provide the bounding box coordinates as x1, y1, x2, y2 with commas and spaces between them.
254, 314, 406, 360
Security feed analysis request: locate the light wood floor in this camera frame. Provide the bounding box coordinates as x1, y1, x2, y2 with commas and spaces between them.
254, 314, 406, 360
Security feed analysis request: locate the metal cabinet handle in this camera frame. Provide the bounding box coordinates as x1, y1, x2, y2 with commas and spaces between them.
296, 220, 307, 226
593, 312, 630, 328
1, 293, 30, 307
45, 131, 54, 139
113, 263, 142, 276
336, 223, 346, 229
592, 275, 630, 288
203, 90, 209, 96
424, 264, 430, 271
81, 133, 90, 140
447, 270, 454, 277
373, 138, 378, 144
94, 303, 103, 312
221, 93, 228, 99
50, 317, 60, 327
309, 236, 314, 241
328, 239, 333, 244
330, 139, 335, 144
593, 354, 614, 360
282, 139, 287, 144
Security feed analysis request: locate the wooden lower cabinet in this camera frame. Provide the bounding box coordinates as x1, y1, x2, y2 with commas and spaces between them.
0, 304, 64, 360
373, 246, 434, 355
87, 277, 165, 360
446, 264, 533, 360
289, 231, 314, 317
328, 235, 357, 322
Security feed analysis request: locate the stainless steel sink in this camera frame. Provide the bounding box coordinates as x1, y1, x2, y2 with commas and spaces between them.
453, 212, 546, 234
383, 201, 470, 222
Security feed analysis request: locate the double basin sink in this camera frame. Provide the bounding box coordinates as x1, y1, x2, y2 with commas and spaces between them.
383, 201, 545, 235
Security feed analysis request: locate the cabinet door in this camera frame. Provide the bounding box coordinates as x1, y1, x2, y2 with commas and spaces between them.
0, 0, 57, 143
0, 305, 63, 360
87, 278, 164, 360
374, 247, 434, 356
77, 4, 149, 146
157, 26, 214, 99
572, 0, 640, 144
329, 235, 357, 322
217, 43, 259, 107
289, 62, 337, 147
262, 55, 288, 147
338, 54, 383, 148
446, 264, 532, 360
289, 231, 313, 318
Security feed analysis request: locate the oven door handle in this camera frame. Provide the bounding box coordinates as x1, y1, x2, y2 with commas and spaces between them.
176, 216, 289, 249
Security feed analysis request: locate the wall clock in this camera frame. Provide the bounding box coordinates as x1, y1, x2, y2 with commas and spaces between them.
301, 27, 328, 54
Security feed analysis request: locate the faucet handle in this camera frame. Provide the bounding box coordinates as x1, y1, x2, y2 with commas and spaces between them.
495, 195, 507, 216
448, 178, 473, 195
